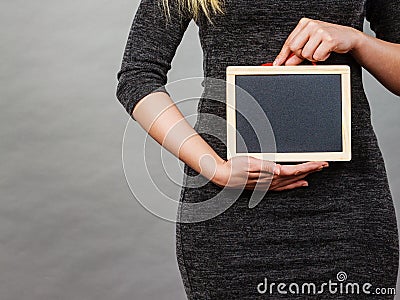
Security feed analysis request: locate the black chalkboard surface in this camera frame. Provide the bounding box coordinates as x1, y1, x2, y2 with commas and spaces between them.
226, 66, 351, 162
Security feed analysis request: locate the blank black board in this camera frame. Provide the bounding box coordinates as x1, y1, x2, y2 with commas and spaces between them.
236, 74, 342, 152
226, 66, 351, 162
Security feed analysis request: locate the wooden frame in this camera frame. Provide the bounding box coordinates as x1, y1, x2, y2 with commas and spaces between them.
226, 65, 351, 162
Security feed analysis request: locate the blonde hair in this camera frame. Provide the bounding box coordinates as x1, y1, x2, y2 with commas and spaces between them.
162, 0, 224, 22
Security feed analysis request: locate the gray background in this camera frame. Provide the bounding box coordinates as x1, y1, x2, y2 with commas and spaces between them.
1, 0, 399, 299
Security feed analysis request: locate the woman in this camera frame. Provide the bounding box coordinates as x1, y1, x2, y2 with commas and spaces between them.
116, 0, 400, 298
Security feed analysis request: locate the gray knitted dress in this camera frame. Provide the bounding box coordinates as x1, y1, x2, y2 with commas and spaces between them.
116, 0, 400, 298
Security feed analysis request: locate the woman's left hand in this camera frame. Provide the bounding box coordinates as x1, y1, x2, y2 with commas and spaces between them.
273, 17, 362, 66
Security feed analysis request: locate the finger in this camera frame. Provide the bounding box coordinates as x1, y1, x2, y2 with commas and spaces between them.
284, 32, 323, 65
273, 163, 281, 175
244, 181, 271, 191
253, 179, 279, 191
247, 171, 275, 180
284, 20, 327, 65
286, 30, 311, 59
247, 170, 309, 186
279, 162, 326, 176
270, 173, 309, 189
284, 54, 304, 66
300, 35, 323, 62
273, 44, 293, 66
279, 161, 329, 176
247, 157, 276, 174
249, 163, 281, 175
247, 174, 275, 185
288, 19, 326, 58
260, 159, 277, 174
312, 40, 334, 61
271, 180, 309, 192
247, 171, 311, 191
276, 169, 322, 181
273, 17, 311, 66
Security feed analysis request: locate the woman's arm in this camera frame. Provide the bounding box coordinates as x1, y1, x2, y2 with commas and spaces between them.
351, 31, 400, 96
132, 92, 224, 182
273, 17, 400, 96
132, 90, 329, 191
117, 0, 328, 192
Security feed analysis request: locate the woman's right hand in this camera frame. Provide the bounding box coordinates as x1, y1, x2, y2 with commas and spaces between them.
211, 156, 329, 191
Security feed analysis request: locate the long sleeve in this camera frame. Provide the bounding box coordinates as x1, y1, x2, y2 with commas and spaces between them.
116, 0, 192, 119
365, 0, 400, 44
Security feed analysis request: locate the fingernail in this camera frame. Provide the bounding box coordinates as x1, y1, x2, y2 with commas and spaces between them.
294, 171, 301, 175
302, 182, 308, 187
317, 166, 323, 171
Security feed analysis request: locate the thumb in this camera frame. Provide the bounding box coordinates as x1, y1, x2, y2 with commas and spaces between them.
258, 159, 278, 174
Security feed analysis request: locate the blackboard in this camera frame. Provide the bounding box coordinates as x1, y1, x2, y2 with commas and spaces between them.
226, 66, 351, 162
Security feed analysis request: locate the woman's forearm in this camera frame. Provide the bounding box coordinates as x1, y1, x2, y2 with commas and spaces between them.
132, 91, 226, 182
351, 31, 400, 96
